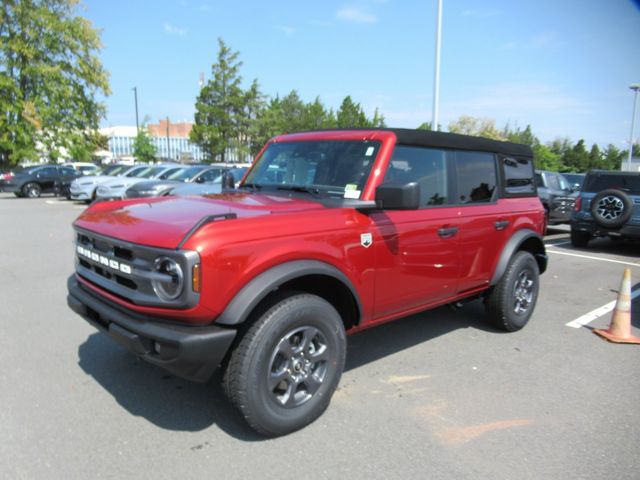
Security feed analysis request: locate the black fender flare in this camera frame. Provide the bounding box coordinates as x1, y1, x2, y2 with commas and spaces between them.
490, 229, 547, 286
215, 260, 362, 326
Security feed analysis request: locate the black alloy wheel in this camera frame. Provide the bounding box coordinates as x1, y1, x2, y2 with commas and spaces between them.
486, 251, 540, 332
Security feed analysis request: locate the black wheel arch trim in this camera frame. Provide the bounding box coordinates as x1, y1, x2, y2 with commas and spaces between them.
216, 260, 362, 326
490, 229, 547, 286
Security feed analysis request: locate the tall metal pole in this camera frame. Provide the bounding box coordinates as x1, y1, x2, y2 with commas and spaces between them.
133, 87, 139, 134
627, 84, 640, 171
166, 116, 170, 160
432, 0, 443, 131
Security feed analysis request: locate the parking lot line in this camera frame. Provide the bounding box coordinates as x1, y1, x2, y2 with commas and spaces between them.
546, 249, 640, 268
545, 241, 570, 247
565, 288, 640, 328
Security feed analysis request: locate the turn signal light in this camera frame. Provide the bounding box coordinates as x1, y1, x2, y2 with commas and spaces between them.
192, 263, 201, 293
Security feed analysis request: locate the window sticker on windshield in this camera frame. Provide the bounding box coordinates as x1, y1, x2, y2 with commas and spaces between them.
344, 184, 360, 199
365, 146, 375, 156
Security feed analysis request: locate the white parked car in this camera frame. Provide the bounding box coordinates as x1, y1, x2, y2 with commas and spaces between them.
70, 164, 146, 202
95, 164, 183, 200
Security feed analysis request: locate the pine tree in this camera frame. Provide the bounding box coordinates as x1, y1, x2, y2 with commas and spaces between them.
191, 39, 254, 162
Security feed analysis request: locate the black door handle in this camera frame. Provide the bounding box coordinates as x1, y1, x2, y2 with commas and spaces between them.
438, 227, 459, 238
494, 220, 510, 231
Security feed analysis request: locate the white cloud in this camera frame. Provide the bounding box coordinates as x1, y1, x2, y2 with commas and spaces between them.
276, 25, 296, 36
336, 6, 378, 24
529, 32, 559, 48
163, 23, 187, 36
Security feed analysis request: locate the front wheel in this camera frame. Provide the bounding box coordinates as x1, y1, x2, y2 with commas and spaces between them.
486, 251, 540, 332
223, 293, 346, 437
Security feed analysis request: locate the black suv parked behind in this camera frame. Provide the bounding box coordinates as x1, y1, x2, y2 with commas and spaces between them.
535, 170, 576, 226
570, 170, 640, 247
2, 165, 81, 198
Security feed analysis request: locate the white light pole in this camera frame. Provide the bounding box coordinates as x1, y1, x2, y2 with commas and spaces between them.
627, 83, 640, 171
432, 0, 443, 131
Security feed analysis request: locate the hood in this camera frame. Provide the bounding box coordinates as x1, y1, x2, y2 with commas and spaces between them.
73, 175, 113, 186
100, 177, 146, 189
74, 193, 326, 249
129, 180, 179, 191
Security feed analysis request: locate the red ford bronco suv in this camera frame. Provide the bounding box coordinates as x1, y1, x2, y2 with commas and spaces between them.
67, 129, 547, 436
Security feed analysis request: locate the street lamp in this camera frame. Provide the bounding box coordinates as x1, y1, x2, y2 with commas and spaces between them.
432, 0, 443, 131
628, 83, 640, 171
132, 87, 140, 134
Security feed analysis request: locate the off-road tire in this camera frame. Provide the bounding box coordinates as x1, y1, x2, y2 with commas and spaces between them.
223, 292, 346, 437
590, 189, 632, 228
22, 182, 41, 198
570, 228, 590, 248
486, 251, 539, 332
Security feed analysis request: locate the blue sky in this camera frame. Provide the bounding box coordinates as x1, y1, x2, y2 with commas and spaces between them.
82, 0, 640, 149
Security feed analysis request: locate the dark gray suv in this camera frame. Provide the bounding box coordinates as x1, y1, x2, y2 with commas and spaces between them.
570, 170, 640, 247
535, 170, 576, 225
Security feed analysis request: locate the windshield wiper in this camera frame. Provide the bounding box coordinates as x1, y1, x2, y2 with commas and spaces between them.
239, 182, 263, 190
276, 185, 323, 197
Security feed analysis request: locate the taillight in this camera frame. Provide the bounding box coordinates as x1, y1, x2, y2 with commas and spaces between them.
573, 196, 582, 211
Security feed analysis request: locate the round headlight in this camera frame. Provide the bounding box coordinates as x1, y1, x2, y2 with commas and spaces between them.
151, 257, 184, 301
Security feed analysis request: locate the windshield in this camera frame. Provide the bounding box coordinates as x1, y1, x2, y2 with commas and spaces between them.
242, 140, 381, 198
140, 166, 170, 178
123, 166, 147, 177
167, 166, 205, 181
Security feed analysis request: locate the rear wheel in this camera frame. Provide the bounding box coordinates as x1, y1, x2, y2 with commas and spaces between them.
22, 182, 41, 198
486, 251, 539, 332
223, 293, 346, 437
590, 189, 632, 228
570, 228, 590, 248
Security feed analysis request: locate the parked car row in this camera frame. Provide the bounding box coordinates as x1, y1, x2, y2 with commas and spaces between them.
66, 162, 251, 202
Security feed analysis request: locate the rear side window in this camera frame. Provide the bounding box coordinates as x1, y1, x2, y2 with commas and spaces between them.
455, 151, 496, 203
584, 174, 640, 195
385, 146, 449, 206
501, 156, 536, 196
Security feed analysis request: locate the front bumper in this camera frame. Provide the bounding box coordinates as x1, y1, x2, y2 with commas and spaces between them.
67, 275, 237, 382
70, 185, 95, 200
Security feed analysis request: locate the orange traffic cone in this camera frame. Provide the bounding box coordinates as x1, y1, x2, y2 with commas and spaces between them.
594, 268, 640, 344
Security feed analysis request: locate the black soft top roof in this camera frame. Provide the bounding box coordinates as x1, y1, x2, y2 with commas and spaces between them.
388, 128, 532, 157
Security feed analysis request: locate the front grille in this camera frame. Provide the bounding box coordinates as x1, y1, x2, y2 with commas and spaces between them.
74, 227, 200, 308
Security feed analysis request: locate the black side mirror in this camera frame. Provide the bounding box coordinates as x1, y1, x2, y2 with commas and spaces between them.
375, 182, 420, 209
221, 171, 235, 190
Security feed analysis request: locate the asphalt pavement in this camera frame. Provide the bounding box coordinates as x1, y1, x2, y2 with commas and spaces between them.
1, 193, 638, 480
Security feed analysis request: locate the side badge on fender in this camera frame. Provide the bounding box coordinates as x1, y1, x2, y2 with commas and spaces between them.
361, 233, 373, 248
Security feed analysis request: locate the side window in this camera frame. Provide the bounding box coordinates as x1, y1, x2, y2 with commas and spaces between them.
38, 166, 58, 176
199, 169, 222, 182
535, 173, 544, 188
501, 156, 535, 196
60, 167, 77, 176
385, 146, 449, 206
455, 151, 496, 204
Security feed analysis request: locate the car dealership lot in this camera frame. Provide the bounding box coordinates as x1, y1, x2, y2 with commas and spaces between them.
1, 194, 638, 480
